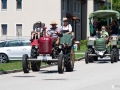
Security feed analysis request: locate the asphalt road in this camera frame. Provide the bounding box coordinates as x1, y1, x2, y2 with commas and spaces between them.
0, 59, 120, 90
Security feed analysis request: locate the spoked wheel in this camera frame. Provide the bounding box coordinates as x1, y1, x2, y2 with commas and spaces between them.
22, 54, 30, 73
30, 47, 40, 72
64, 46, 74, 72
58, 53, 64, 74
85, 52, 89, 64
111, 51, 114, 64
0, 54, 8, 63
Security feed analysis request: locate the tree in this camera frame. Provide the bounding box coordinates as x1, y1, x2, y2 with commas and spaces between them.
99, 0, 120, 12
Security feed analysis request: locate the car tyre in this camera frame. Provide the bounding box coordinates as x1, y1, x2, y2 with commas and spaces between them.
0, 53, 9, 63
58, 53, 64, 74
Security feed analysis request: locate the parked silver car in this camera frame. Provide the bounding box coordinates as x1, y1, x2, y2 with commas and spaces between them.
0, 39, 31, 63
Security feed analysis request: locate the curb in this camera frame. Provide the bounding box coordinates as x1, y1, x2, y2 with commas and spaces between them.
75, 57, 85, 61
0, 64, 56, 75
0, 57, 85, 75
78, 57, 85, 61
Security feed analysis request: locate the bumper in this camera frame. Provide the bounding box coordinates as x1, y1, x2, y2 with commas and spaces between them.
27, 54, 58, 62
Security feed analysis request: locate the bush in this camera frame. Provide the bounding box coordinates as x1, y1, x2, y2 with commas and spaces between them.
80, 40, 87, 45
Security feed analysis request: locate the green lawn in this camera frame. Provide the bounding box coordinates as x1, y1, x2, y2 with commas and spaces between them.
75, 54, 84, 59
74, 44, 86, 59
0, 61, 46, 72
75, 45, 87, 53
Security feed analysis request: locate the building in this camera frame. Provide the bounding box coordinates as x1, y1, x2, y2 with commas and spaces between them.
0, 0, 106, 40
81, 0, 106, 39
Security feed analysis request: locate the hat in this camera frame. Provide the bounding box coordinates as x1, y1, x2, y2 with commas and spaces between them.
50, 21, 58, 25
63, 17, 68, 21
36, 21, 41, 24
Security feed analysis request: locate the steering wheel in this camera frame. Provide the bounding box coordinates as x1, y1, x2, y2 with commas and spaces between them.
47, 30, 58, 36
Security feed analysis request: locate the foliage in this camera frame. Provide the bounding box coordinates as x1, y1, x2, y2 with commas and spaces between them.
99, 0, 120, 12
74, 40, 87, 52
80, 40, 87, 45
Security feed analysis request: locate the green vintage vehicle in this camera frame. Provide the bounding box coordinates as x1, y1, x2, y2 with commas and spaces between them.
85, 10, 120, 64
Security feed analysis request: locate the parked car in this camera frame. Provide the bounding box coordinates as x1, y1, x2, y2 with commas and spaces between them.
0, 39, 31, 63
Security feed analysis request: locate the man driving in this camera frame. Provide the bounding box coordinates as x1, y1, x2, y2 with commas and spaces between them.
47, 21, 61, 45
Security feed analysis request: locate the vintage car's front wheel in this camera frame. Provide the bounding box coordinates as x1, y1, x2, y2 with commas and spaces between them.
30, 47, 41, 72
22, 54, 30, 73
64, 47, 74, 72
111, 51, 114, 63
58, 53, 64, 74
85, 52, 89, 64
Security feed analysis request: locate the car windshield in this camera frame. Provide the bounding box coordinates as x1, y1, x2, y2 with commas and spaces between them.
0, 41, 6, 47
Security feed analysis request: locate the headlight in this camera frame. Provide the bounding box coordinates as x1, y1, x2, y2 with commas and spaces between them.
59, 45, 62, 49
99, 52, 104, 56
35, 45, 38, 48
95, 51, 105, 56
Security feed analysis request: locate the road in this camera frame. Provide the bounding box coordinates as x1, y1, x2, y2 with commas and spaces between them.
0, 59, 120, 90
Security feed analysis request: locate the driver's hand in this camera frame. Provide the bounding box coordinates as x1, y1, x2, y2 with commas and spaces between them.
54, 32, 57, 34
54, 31, 58, 34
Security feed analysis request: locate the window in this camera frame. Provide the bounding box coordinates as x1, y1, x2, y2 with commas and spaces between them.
16, 0, 22, 10
5, 40, 19, 47
63, 0, 65, 11
1, 0, 7, 10
21, 40, 30, 46
67, 0, 69, 11
78, 3, 80, 13
74, 2, 76, 13
1, 24, 7, 35
0, 41, 6, 47
16, 24, 22, 36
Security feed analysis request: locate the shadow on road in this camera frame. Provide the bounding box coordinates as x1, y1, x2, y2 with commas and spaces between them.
40, 70, 76, 74
96, 59, 110, 64
95, 59, 120, 64
42, 78, 67, 80
12, 76, 35, 78
40, 70, 58, 74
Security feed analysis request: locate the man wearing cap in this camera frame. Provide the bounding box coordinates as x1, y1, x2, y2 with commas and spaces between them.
47, 21, 61, 45
31, 21, 44, 41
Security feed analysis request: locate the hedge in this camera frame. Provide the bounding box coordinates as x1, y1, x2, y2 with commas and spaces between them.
80, 40, 87, 45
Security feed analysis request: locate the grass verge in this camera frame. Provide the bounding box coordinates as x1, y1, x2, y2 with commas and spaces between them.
0, 61, 46, 72
75, 54, 84, 59
75, 45, 87, 53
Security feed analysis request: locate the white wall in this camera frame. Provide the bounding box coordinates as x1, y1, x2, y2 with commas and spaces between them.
87, 0, 94, 37
0, 0, 61, 38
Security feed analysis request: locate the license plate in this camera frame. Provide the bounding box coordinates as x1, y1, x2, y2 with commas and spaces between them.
99, 52, 103, 56
37, 55, 52, 60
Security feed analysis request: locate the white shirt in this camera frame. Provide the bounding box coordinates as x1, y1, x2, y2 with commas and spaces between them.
61, 24, 72, 32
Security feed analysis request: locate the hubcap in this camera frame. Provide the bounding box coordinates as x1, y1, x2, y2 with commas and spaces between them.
0, 54, 7, 63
